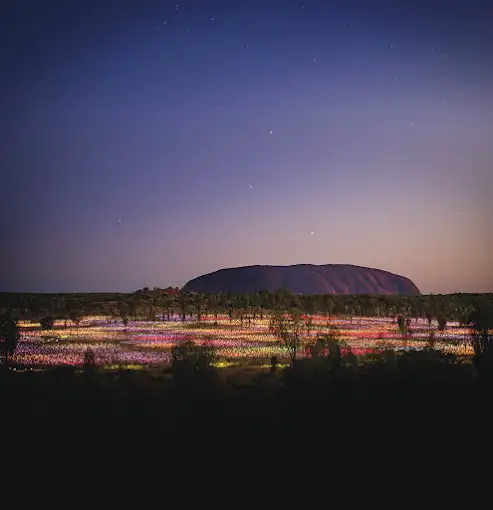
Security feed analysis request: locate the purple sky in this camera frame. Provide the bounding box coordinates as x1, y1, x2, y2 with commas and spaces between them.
1, 0, 492, 294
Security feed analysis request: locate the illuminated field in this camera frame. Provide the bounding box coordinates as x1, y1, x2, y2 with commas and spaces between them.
13, 314, 474, 368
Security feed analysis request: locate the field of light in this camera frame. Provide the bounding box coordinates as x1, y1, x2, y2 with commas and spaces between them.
12, 314, 474, 368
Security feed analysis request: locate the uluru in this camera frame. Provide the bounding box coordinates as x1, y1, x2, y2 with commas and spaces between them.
182, 264, 421, 295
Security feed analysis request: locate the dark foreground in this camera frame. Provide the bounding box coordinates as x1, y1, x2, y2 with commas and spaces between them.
3, 351, 492, 455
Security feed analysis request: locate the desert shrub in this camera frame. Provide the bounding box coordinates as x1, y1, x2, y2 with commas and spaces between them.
40, 317, 55, 330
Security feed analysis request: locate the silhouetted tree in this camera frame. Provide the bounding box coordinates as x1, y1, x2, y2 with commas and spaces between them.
40, 317, 55, 330
147, 296, 157, 321
206, 294, 219, 325
425, 311, 433, 327
69, 310, 83, 326
437, 314, 447, 332
397, 315, 407, 337
127, 298, 138, 320
177, 293, 189, 322
118, 301, 130, 324
468, 298, 493, 382
192, 294, 205, 322
161, 297, 174, 321
0, 314, 20, 370
270, 311, 306, 367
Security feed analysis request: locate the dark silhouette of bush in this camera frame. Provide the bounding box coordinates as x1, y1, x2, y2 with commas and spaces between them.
69, 310, 83, 326
284, 331, 359, 393
171, 340, 217, 388
83, 348, 97, 377
40, 317, 55, 330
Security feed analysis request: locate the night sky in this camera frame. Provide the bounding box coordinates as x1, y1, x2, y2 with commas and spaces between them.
2, 0, 492, 294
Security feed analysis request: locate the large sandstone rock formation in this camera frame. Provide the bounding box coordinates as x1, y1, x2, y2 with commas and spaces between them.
182, 264, 420, 295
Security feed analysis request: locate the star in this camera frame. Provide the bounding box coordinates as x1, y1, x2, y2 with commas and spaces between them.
269, 129, 273, 135
310, 231, 314, 235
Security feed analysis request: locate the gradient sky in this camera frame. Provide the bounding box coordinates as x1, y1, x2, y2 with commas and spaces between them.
1, 0, 492, 294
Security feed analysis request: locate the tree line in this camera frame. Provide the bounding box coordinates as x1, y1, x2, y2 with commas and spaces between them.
0, 288, 491, 326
